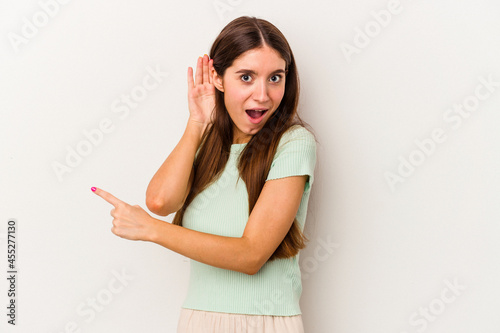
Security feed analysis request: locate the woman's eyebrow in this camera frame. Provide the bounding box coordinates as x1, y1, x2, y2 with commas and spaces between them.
235, 69, 286, 75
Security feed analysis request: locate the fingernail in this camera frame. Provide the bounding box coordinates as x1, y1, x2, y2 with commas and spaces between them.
91, 187, 96, 192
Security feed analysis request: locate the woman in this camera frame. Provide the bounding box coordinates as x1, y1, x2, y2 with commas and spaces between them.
92, 16, 317, 333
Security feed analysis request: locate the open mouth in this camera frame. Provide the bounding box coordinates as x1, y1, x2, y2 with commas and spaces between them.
245, 109, 268, 120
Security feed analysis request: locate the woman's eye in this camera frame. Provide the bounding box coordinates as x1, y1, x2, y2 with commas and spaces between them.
241, 75, 251, 82
270, 75, 282, 83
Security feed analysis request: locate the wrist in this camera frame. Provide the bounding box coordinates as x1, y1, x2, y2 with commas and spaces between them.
186, 117, 209, 142
188, 117, 210, 130
146, 216, 165, 243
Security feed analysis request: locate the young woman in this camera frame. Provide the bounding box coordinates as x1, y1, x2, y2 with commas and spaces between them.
92, 16, 317, 333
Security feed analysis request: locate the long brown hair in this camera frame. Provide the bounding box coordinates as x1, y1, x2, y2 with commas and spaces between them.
173, 16, 315, 261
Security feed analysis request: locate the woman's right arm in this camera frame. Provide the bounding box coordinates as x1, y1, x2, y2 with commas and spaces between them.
145, 118, 207, 216
146, 54, 216, 216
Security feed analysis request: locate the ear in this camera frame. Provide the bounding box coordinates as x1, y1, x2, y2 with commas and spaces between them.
212, 69, 224, 93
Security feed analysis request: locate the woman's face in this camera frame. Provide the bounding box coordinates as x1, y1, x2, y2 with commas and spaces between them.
214, 46, 287, 144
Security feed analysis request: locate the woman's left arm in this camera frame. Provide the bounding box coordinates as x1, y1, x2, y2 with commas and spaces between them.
92, 175, 306, 275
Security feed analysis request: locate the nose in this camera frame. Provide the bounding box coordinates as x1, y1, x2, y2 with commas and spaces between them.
252, 79, 270, 103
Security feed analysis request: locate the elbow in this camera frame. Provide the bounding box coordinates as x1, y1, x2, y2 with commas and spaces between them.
145, 195, 178, 217
238, 238, 267, 275
145, 197, 164, 216
242, 265, 259, 276
242, 253, 265, 276
245, 267, 260, 276
145, 188, 161, 214
245, 262, 264, 276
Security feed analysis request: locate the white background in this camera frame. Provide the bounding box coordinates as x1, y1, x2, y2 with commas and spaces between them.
1, 0, 499, 332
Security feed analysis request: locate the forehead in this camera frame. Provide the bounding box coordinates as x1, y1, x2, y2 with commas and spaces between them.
229, 46, 286, 72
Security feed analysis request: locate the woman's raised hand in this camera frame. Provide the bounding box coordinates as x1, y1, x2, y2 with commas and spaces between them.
187, 54, 216, 128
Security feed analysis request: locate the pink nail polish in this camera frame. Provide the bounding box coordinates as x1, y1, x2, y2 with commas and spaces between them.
91, 187, 96, 192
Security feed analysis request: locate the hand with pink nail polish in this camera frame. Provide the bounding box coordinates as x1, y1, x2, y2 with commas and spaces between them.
91, 187, 159, 242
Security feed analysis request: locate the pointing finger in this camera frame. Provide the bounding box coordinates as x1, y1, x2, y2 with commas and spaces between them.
91, 187, 125, 207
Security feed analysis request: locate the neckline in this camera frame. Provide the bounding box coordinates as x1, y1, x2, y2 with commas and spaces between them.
230, 142, 247, 154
